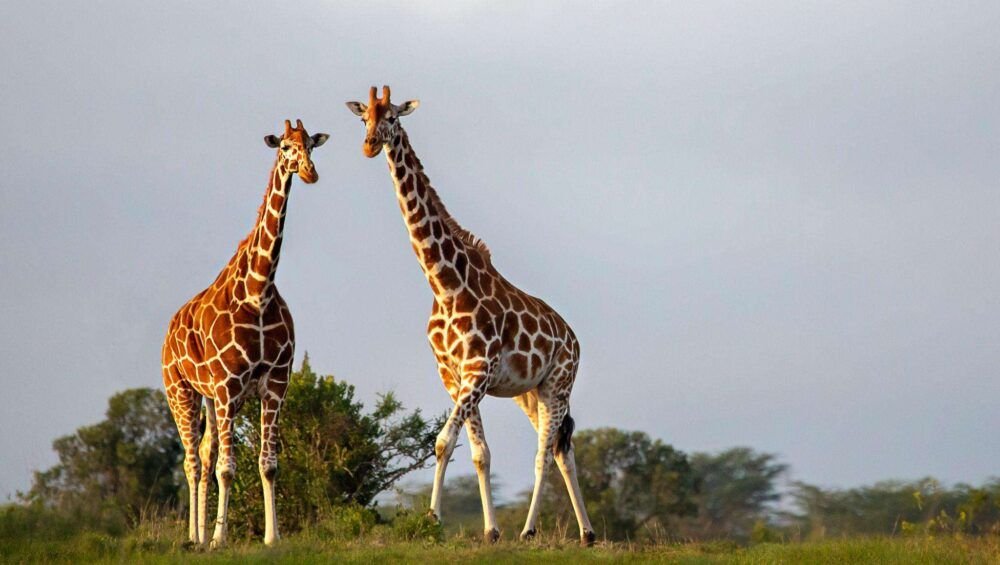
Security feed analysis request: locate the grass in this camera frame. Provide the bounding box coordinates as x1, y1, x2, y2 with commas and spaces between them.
3, 520, 1000, 565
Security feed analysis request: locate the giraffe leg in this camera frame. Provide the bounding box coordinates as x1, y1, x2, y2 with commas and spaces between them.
197, 399, 217, 545
259, 375, 287, 546
464, 407, 499, 542
519, 390, 566, 542
210, 391, 238, 549
553, 424, 595, 546
163, 379, 203, 545
520, 383, 595, 545
429, 371, 488, 523
513, 391, 539, 432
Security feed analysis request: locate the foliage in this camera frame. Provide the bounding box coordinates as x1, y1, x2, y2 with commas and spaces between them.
387, 508, 445, 542
397, 474, 497, 533
310, 503, 379, 541
21, 388, 183, 532
226, 355, 443, 538
680, 447, 788, 540
788, 477, 1000, 539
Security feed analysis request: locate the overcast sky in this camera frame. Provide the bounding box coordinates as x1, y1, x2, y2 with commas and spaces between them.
1, 1, 998, 501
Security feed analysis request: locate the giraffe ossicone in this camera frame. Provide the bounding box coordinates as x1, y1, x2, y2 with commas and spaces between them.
347, 86, 596, 546
161, 119, 328, 548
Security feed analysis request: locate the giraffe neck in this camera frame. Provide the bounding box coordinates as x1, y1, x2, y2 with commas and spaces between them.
385, 129, 470, 299
237, 160, 294, 307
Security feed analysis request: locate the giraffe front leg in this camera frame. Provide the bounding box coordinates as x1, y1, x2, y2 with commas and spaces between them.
259, 391, 284, 546
465, 407, 499, 543
428, 370, 488, 524
197, 399, 217, 546
163, 382, 203, 546
210, 395, 237, 549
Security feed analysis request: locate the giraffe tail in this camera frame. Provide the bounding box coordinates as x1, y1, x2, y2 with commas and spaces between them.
555, 413, 575, 456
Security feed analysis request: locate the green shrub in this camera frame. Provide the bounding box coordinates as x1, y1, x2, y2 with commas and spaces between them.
227, 356, 441, 539
313, 503, 379, 540
390, 508, 444, 543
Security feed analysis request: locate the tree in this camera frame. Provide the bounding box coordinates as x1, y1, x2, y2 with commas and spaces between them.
226, 356, 443, 537
527, 428, 697, 541
787, 477, 1000, 539
23, 388, 183, 531
682, 447, 787, 540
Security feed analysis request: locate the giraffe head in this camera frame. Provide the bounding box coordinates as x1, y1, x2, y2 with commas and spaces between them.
263, 119, 329, 183
345, 86, 419, 158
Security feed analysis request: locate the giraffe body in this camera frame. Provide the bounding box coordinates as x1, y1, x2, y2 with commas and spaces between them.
348, 87, 595, 545
161, 120, 327, 547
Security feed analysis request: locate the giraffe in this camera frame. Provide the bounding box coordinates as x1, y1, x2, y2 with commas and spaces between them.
347, 86, 596, 546
161, 119, 328, 547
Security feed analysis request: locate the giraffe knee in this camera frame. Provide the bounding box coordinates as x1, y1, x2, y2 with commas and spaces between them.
260, 464, 277, 482
183, 454, 201, 480
216, 460, 235, 486
259, 457, 278, 482
435, 439, 449, 462
199, 447, 216, 473
435, 427, 454, 461
534, 449, 552, 475
471, 445, 491, 474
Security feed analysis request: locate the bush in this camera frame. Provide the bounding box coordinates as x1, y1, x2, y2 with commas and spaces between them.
226, 355, 442, 538
389, 508, 444, 543
312, 503, 379, 540
19, 388, 182, 533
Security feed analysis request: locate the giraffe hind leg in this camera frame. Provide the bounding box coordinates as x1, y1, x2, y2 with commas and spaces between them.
517, 373, 595, 545
210, 393, 238, 549
197, 399, 217, 545
552, 411, 595, 546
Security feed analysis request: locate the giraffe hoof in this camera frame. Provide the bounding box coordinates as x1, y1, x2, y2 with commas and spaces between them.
520, 528, 536, 541
425, 509, 440, 523
209, 538, 225, 550
484, 528, 500, 544
581, 530, 596, 547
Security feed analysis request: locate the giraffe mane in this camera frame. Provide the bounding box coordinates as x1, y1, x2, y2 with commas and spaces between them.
421, 172, 492, 264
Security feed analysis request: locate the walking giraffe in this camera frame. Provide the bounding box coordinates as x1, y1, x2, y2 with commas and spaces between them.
161, 120, 328, 547
347, 86, 595, 545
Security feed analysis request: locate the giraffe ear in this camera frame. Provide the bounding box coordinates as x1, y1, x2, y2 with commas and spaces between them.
345, 101, 367, 116
264, 135, 281, 148
396, 100, 419, 116
311, 133, 330, 148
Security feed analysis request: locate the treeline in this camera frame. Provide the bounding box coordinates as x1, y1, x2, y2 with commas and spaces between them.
407, 435, 1000, 542
7, 359, 1000, 543
15, 357, 442, 539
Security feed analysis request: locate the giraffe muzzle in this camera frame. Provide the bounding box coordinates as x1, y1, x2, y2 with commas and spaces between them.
363, 141, 383, 158
298, 166, 319, 184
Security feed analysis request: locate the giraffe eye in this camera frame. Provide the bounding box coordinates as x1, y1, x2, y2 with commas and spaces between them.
387, 116, 396, 124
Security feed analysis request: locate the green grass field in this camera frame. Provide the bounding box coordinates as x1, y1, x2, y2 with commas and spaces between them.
4, 528, 1000, 564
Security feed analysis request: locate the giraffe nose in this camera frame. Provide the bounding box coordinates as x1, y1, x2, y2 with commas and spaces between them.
366, 136, 378, 145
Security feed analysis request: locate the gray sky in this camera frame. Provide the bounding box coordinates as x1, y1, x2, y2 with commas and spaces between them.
1, 1, 998, 501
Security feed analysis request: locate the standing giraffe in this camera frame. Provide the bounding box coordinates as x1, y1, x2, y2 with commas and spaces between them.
347, 87, 595, 546
161, 120, 328, 547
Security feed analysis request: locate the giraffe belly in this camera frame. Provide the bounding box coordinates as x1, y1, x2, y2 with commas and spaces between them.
487, 353, 548, 397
